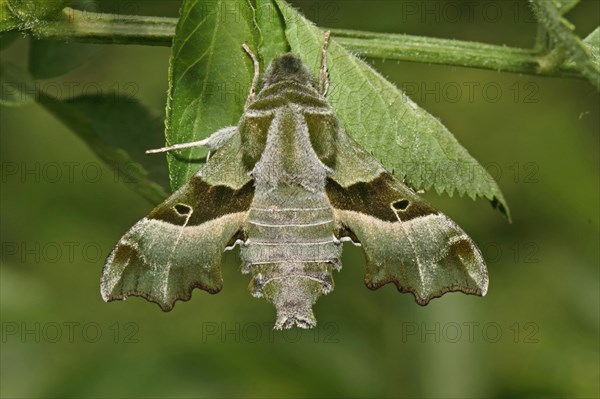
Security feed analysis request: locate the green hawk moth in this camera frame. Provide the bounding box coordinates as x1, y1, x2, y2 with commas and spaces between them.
101, 37, 488, 329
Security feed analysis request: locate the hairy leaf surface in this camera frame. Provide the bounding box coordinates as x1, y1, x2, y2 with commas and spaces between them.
165, 0, 258, 190
274, 0, 509, 218
256, 0, 289, 66
530, 0, 600, 89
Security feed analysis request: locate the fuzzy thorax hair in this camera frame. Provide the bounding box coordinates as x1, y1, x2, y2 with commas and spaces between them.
262, 53, 315, 88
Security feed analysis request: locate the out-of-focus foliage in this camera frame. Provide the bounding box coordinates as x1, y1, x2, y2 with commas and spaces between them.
1, 1, 598, 398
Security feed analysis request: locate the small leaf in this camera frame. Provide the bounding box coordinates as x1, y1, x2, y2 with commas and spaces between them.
38, 94, 169, 204
165, 0, 258, 190
582, 27, 599, 69
0, 61, 36, 106
530, 0, 600, 89
274, 0, 509, 218
0, 0, 72, 32
563, 27, 600, 71
256, 0, 289, 66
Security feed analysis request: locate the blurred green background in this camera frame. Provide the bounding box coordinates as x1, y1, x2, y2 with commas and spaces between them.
1, 1, 598, 398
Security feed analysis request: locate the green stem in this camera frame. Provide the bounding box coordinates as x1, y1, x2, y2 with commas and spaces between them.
31, 7, 175, 46
329, 28, 582, 79
24, 7, 584, 80
529, 0, 600, 88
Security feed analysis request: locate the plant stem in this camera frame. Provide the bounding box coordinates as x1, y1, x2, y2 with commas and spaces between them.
529, 0, 599, 88
31, 7, 175, 46
26, 7, 584, 80
329, 28, 582, 79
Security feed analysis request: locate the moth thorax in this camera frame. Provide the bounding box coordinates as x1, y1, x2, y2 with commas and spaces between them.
254, 108, 328, 193
262, 53, 315, 88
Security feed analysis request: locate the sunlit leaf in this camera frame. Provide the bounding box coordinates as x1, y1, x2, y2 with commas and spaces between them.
256, 0, 288, 66
274, 0, 509, 218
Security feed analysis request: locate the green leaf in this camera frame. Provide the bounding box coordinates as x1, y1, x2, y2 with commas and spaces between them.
256, 0, 289, 66
563, 27, 600, 71
530, 0, 600, 89
0, 0, 19, 31
165, 0, 258, 190
28, 0, 98, 79
0, 61, 36, 106
38, 94, 169, 204
274, 0, 509, 218
582, 27, 599, 69
0, 0, 72, 32
29, 38, 98, 79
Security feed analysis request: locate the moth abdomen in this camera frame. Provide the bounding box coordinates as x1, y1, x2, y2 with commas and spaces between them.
249, 262, 334, 295
241, 196, 341, 328
249, 261, 336, 329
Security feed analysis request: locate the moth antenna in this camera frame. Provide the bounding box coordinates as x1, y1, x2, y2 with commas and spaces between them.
147, 126, 238, 155
145, 139, 208, 154
242, 43, 260, 107
319, 30, 331, 96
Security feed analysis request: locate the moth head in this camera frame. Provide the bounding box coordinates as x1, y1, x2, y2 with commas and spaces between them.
263, 53, 314, 88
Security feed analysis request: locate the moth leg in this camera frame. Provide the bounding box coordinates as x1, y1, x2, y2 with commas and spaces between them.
319, 30, 331, 96
146, 126, 238, 155
242, 43, 260, 108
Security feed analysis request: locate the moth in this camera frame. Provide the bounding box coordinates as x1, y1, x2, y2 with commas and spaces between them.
101, 33, 488, 329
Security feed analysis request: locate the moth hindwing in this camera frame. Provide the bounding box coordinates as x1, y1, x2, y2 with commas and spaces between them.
102, 50, 488, 329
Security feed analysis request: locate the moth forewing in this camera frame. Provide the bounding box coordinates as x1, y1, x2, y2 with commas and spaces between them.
101, 129, 254, 310
326, 132, 488, 303
101, 45, 489, 328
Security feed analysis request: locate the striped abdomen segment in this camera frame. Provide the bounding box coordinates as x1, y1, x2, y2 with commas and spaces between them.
241, 197, 341, 328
